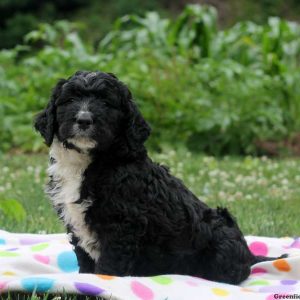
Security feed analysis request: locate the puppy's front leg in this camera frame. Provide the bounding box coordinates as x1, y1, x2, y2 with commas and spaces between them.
68, 230, 96, 273
74, 245, 96, 273
95, 241, 137, 276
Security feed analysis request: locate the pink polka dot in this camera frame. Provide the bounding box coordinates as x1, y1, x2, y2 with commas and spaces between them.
34, 254, 50, 264
251, 267, 267, 276
249, 242, 268, 256
131, 281, 154, 300
0, 282, 6, 290
186, 280, 199, 287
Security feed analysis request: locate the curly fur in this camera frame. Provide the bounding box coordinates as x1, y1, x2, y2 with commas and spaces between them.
35, 71, 285, 284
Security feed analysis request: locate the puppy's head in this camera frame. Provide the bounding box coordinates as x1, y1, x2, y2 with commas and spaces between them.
34, 71, 151, 154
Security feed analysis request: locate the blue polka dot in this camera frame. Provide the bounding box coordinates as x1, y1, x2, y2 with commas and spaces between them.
57, 251, 78, 272
21, 277, 54, 292
0, 239, 6, 245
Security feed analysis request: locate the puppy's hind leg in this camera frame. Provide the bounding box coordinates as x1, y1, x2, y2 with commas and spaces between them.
200, 208, 254, 284
202, 239, 252, 284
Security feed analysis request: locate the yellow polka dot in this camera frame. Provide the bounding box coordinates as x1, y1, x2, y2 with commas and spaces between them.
2, 271, 16, 276
273, 259, 291, 272
212, 288, 230, 296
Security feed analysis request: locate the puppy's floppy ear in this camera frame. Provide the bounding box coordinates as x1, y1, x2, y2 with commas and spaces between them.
126, 98, 151, 151
107, 72, 118, 80
34, 79, 67, 146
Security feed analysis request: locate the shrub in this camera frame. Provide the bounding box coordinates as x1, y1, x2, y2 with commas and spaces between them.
1, 5, 300, 155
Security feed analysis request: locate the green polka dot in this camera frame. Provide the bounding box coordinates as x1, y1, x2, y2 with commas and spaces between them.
31, 243, 49, 252
0, 251, 19, 257
151, 275, 173, 285
249, 280, 270, 286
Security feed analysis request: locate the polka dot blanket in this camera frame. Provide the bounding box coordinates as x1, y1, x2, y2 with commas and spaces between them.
1, 230, 300, 299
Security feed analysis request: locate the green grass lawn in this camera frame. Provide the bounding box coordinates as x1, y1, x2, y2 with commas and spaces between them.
0, 149, 300, 236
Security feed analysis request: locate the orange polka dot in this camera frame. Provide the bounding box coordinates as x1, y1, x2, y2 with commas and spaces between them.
96, 274, 115, 280
212, 288, 230, 296
241, 288, 254, 292
273, 259, 291, 272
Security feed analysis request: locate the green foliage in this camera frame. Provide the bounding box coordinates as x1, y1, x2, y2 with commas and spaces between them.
1, 5, 300, 155
0, 199, 26, 221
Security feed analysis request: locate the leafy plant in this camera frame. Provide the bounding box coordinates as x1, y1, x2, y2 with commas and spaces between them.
1, 5, 300, 155
0, 199, 26, 221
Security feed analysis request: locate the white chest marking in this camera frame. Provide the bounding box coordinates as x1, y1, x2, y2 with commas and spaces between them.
47, 139, 100, 261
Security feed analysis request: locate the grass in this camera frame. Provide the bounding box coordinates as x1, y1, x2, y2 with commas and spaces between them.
0, 148, 300, 236
0, 149, 300, 300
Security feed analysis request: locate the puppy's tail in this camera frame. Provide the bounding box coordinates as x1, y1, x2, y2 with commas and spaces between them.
251, 253, 288, 265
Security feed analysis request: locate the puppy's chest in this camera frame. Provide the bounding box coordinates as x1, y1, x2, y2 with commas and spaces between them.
46, 142, 100, 260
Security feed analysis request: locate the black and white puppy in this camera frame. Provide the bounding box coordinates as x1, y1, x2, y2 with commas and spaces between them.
35, 71, 284, 284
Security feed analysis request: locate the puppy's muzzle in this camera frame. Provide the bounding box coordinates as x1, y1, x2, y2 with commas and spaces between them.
76, 111, 93, 130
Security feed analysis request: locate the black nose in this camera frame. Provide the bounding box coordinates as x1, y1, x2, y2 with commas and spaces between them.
76, 112, 93, 129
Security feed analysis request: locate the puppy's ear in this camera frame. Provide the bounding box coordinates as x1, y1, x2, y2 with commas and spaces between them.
34, 79, 67, 146
107, 72, 118, 80
126, 99, 151, 151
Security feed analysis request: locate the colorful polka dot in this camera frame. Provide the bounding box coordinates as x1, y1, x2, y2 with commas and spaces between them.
281, 279, 297, 285
21, 277, 54, 293
0, 239, 6, 245
57, 251, 78, 272
6, 247, 18, 251
74, 282, 105, 296
34, 254, 50, 264
151, 275, 173, 285
2, 271, 16, 276
31, 242, 49, 252
249, 279, 270, 286
0, 282, 6, 290
251, 267, 267, 275
260, 285, 295, 293
273, 259, 291, 272
20, 238, 48, 245
288, 238, 300, 249
0, 251, 19, 257
240, 288, 254, 292
131, 281, 154, 300
186, 280, 199, 287
249, 241, 268, 256
97, 274, 115, 280
211, 288, 230, 296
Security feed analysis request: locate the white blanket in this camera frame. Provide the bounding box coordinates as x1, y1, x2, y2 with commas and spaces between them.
1, 230, 300, 299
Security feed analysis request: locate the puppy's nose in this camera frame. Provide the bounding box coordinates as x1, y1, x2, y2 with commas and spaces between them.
76, 112, 93, 129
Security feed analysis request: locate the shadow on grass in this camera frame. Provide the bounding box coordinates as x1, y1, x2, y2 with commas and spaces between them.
0, 292, 106, 300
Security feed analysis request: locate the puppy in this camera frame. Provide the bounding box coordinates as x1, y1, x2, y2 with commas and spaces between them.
35, 71, 284, 284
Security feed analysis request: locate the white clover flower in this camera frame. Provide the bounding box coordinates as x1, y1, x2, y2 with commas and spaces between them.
2, 167, 9, 173
234, 191, 243, 199
208, 170, 219, 177
218, 191, 226, 199
188, 176, 195, 183
235, 175, 243, 183
27, 166, 34, 172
